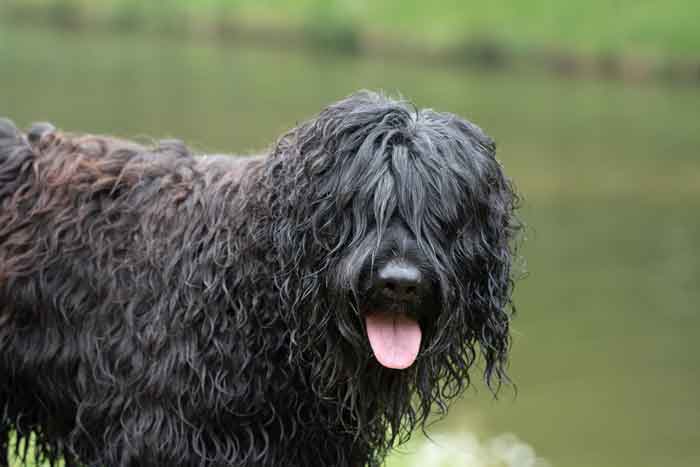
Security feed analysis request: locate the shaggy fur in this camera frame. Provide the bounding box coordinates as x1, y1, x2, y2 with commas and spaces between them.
0, 91, 521, 467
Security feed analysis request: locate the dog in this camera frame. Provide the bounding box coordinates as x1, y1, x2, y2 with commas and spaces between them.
0, 91, 521, 466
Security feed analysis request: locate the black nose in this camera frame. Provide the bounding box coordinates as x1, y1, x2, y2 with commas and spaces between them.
374, 261, 424, 304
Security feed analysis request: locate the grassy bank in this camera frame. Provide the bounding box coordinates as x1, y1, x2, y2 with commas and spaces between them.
3, 0, 700, 82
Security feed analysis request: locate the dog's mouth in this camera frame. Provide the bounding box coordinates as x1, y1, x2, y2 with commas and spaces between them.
364, 309, 422, 370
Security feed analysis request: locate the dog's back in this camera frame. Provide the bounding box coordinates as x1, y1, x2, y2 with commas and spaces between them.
0, 120, 265, 466
0, 119, 324, 467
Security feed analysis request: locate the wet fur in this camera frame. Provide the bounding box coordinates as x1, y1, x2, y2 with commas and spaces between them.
0, 91, 521, 466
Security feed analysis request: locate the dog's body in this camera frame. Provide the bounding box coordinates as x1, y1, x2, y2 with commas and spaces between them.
0, 92, 521, 466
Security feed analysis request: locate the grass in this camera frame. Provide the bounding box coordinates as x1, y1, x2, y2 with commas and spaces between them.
7, 433, 66, 467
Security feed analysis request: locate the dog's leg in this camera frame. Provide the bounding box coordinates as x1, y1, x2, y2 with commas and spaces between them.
62, 452, 78, 467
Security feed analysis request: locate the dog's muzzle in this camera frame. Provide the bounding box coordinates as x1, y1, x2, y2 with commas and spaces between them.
364, 260, 428, 370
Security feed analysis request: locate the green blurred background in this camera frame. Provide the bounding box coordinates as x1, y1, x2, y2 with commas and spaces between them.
1, 1, 698, 466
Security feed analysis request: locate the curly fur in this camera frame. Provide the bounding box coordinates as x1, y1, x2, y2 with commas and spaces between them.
0, 91, 521, 467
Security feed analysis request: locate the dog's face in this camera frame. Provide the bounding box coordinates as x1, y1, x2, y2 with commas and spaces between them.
327, 141, 504, 374
299, 95, 519, 376
356, 221, 438, 369
264, 91, 520, 450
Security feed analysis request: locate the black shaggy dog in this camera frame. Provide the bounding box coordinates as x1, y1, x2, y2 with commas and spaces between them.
0, 91, 521, 467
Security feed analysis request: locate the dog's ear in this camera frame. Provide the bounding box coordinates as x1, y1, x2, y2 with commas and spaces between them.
470, 158, 521, 391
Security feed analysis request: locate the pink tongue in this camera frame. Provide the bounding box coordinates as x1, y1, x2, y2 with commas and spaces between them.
365, 312, 422, 369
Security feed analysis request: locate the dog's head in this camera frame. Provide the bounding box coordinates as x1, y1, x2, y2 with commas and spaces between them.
259, 90, 521, 450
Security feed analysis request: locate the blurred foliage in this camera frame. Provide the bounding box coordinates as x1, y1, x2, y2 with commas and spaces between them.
301, 0, 361, 55
2, 0, 700, 60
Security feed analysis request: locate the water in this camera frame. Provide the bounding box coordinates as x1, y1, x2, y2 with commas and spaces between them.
1, 24, 699, 467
